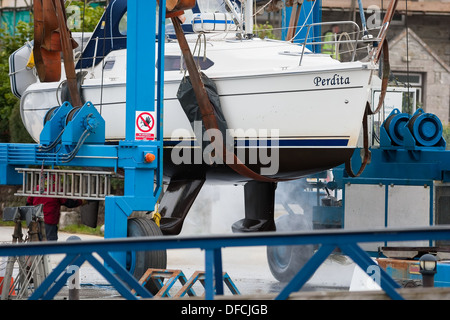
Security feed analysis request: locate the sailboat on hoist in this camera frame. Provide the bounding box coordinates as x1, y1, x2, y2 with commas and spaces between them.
7, 0, 399, 284
10, 0, 397, 184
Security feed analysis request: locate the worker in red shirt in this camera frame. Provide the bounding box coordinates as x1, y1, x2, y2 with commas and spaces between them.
26, 196, 83, 241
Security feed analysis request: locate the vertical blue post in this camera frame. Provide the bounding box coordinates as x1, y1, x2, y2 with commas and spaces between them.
204, 248, 224, 300
357, 0, 368, 34
282, 0, 322, 52
105, 0, 165, 271
126, 0, 156, 141
429, 183, 434, 247
155, 0, 166, 200
311, 0, 322, 53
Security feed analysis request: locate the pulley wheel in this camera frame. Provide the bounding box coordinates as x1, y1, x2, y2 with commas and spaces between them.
43, 106, 60, 125
384, 112, 411, 146
65, 107, 82, 125
408, 112, 442, 147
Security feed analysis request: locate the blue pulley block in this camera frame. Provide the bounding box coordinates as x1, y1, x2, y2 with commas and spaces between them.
408, 109, 443, 146
40, 102, 73, 146
61, 101, 105, 147
383, 110, 411, 146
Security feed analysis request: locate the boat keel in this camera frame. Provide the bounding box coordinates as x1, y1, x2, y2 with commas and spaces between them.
159, 178, 205, 235
232, 180, 277, 233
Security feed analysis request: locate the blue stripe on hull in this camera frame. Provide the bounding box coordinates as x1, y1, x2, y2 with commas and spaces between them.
163, 138, 349, 147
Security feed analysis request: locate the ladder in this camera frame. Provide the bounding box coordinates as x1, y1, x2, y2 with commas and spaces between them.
15, 168, 116, 200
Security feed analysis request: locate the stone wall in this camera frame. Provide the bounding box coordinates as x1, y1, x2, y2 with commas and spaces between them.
324, 10, 450, 123
0, 185, 26, 214
389, 28, 450, 122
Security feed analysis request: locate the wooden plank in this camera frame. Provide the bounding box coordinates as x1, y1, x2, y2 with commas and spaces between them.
208, 287, 450, 300
322, 0, 450, 14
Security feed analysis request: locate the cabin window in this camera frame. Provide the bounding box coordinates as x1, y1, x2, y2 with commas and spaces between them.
104, 59, 116, 70
390, 71, 424, 112
197, 0, 229, 13
119, 12, 127, 35
160, 55, 214, 71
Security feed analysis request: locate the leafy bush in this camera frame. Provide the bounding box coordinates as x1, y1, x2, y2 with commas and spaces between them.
66, 1, 106, 32
0, 20, 33, 142
254, 22, 278, 40
443, 123, 450, 150
0, 3, 105, 143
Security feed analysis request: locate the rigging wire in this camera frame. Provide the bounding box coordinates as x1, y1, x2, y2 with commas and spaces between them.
405, 0, 411, 110
290, 0, 317, 41
79, 0, 87, 71
99, 13, 107, 115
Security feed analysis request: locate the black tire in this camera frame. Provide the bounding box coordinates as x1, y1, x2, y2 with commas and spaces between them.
127, 217, 167, 294
267, 214, 314, 283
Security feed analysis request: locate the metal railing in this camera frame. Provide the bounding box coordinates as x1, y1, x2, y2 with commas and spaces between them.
1, 225, 450, 300
296, 21, 391, 65
299, 21, 361, 65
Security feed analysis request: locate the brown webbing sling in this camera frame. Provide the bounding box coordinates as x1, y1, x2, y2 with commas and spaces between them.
33, 0, 82, 107
345, 0, 398, 177
171, 16, 289, 183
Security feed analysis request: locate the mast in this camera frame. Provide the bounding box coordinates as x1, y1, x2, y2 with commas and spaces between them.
244, 0, 253, 37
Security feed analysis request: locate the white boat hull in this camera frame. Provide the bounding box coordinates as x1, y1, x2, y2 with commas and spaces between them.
19, 39, 376, 181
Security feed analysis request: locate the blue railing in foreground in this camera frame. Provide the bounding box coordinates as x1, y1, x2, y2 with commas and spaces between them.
1, 225, 450, 300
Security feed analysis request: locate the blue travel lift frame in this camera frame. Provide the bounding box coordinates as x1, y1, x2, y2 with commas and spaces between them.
1, 225, 450, 300
282, 0, 322, 50
318, 107, 450, 287
1, 0, 449, 300
0, 0, 166, 270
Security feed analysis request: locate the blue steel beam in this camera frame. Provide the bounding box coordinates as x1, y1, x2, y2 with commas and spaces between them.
341, 147, 450, 185
204, 248, 224, 299
277, 244, 335, 300
1, 226, 450, 299
0, 0, 167, 277
1, 226, 450, 257
0, 144, 119, 167
282, 0, 322, 50
39, 254, 87, 300
339, 243, 402, 300
103, 0, 166, 270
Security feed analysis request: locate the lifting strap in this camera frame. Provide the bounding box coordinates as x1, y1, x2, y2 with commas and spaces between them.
33, 0, 82, 107
171, 16, 289, 183
286, 1, 301, 41
161, 0, 196, 18
345, 0, 398, 177
345, 40, 390, 177
33, 0, 62, 82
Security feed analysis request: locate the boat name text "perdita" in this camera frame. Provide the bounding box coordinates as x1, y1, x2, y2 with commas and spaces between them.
313, 74, 350, 87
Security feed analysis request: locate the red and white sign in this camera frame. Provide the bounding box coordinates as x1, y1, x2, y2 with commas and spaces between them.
135, 111, 156, 140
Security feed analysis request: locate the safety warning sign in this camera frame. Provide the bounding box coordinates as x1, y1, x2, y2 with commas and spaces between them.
135, 111, 156, 140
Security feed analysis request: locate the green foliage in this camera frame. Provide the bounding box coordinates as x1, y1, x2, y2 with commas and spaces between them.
60, 223, 104, 236
443, 123, 450, 150
254, 22, 278, 40
0, 20, 33, 142
66, 1, 106, 32
9, 100, 34, 143
0, 3, 105, 143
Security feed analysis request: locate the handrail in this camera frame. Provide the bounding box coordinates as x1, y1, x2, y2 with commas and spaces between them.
299, 21, 362, 65
1, 225, 450, 300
